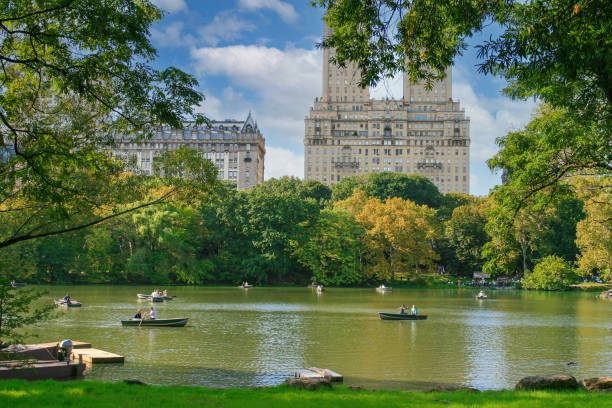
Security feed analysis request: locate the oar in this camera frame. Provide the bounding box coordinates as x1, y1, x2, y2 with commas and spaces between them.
139, 318, 144, 328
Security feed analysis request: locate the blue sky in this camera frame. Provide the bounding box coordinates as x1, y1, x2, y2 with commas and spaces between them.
149, 0, 536, 196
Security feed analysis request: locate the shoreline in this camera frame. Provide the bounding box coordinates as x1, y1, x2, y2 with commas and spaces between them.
0, 379, 610, 408
21, 281, 612, 292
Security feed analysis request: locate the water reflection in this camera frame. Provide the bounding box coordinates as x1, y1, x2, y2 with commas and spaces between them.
26, 286, 612, 390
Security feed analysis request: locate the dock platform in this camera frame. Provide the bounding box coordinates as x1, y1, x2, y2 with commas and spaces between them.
71, 348, 124, 365
294, 368, 343, 383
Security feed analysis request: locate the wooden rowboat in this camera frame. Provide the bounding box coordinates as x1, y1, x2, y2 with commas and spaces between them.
137, 294, 173, 301
378, 312, 427, 320
121, 318, 188, 327
54, 299, 82, 307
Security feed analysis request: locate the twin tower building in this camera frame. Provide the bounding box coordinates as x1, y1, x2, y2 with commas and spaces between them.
304, 25, 471, 194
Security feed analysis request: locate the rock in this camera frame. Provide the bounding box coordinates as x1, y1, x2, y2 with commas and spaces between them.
581, 377, 612, 392
429, 385, 480, 393
123, 379, 147, 386
515, 375, 579, 391
284, 377, 332, 390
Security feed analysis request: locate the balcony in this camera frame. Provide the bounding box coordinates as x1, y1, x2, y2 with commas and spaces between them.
416, 161, 442, 170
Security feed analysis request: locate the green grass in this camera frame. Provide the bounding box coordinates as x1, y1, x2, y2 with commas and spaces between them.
0, 380, 611, 408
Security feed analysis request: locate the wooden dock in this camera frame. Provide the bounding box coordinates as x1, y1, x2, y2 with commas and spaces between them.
31, 341, 91, 349
294, 368, 343, 383
71, 348, 124, 365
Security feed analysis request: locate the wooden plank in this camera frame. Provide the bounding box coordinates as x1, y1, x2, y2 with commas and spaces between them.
308, 367, 343, 382
294, 369, 324, 379
28, 341, 92, 349
71, 348, 124, 364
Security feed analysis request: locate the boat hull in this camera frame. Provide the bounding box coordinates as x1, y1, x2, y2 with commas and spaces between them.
137, 294, 173, 301
378, 312, 427, 320
121, 318, 188, 327
54, 299, 82, 307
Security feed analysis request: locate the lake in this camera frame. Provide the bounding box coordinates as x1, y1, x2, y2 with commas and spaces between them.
27, 285, 612, 390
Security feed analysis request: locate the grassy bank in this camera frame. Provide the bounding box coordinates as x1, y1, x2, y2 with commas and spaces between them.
1, 380, 611, 408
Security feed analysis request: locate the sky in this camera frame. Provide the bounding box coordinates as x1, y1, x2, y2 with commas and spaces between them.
148, 0, 537, 196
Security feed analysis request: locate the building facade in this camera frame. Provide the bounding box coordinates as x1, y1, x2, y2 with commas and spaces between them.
111, 113, 265, 190
304, 25, 471, 194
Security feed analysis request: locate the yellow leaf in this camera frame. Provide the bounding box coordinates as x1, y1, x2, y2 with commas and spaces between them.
573, 4, 580, 15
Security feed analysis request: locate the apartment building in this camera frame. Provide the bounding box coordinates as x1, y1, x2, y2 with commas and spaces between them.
304, 25, 470, 194
111, 113, 265, 190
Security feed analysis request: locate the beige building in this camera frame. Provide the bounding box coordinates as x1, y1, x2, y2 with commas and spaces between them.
111, 113, 265, 190
304, 25, 470, 194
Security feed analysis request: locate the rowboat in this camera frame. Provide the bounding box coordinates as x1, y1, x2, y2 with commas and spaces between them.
121, 318, 188, 327
136, 294, 173, 301
378, 312, 427, 320
476, 295, 488, 299
238, 285, 252, 289
376, 285, 392, 291
54, 299, 82, 307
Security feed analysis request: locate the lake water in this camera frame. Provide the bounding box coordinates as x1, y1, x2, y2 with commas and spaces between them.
27, 286, 612, 390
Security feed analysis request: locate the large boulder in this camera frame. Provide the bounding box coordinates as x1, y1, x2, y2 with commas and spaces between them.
284, 377, 332, 390
515, 375, 579, 391
581, 377, 612, 392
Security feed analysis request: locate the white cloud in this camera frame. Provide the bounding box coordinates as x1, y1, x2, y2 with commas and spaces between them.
150, 0, 186, 12
191, 45, 321, 146
264, 146, 304, 180
198, 12, 256, 46
151, 21, 190, 47
238, 0, 298, 23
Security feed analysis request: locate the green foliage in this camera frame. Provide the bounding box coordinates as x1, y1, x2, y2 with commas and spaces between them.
0, 1, 212, 250
523, 255, 577, 290
575, 176, 612, 281
0, 277, 54, 344
445, 198, 490, 274
331, 172, 442, 208
294, 209, 365, 285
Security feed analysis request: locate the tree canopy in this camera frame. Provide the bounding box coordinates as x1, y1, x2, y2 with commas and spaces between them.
0, 0, 215, 249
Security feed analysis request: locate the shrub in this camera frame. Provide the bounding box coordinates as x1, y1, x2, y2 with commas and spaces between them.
523, 256, 577, 290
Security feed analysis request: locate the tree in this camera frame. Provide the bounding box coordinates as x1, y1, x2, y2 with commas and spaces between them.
331, 172, 442, 208
0, 277, 54, 344
336, 189, 439, 280
293, 209, 366, 285
523, 255, 577, 290
0, 1, 214, 249
445, 198, 490, 274
575, 176, 612, 281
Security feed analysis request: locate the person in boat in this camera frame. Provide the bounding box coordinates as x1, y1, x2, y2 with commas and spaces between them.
63, 293, 71, 304
10, 280, 16, 287
151, 289, 160, 298
398, 304, 407, 314
146, 306, 156, 320
162, 289, 168, 296
411, 304, 418, 315
134, 309, 143, 319
243, 281, 249, 287
478, 291, 486, 298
